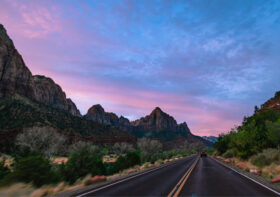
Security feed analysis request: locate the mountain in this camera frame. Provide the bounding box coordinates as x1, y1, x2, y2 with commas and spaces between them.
85, 105, 211, 145
84, 104, 131, 131
0, 95, 136, 151
0, 24, 80, 116
202, 136, 218, 143
0, 23, 210, 149
0, 24, 136, 150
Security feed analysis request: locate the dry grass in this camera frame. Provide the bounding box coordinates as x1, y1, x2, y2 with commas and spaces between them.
0, 157, 180, 196
51, 157, 68, 164
0, 154, 13, 168
262, 163, 280, 179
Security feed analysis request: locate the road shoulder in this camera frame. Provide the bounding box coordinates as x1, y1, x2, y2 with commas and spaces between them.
54, 156, 193, 197
212, 157, 280, 194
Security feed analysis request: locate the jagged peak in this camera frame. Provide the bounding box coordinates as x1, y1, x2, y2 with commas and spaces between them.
0, 24, 14, 47
88, 104, 105, 113
151, 107, 164, 115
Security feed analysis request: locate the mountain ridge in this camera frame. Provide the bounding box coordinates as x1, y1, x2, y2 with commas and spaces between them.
0, 24, 80, 116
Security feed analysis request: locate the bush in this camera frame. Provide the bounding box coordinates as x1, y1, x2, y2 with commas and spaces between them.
0, 159, 10, 180
10, 153, 58, 187
137, 138, 162, 162
68, 141, 100, 155
222, 149, 235, 158
113, 151, 141, 172
111, 143, 134, 155
16, 126, 66, 158
251, 148, 280, 168
60, 146, 105, 184
126, 151, 141, 167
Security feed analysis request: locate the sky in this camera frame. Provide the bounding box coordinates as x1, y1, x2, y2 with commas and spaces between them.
1, 0, 280, 136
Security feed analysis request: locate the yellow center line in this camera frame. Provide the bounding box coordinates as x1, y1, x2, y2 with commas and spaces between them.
167, 157, 199, 197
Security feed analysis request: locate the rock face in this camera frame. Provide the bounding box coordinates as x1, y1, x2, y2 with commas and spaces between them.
131, 107, 191, 134
260, 91, 280, 111
0, 24, 80, 116
85, 105, 192, 140
84, 104, 131, 131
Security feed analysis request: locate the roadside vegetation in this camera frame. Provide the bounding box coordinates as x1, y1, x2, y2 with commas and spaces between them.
0, 128, 209, 196
214, 91, 280, 179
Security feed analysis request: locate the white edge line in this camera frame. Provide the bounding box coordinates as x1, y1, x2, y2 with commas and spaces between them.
212, 157, 280, 196
76, 156, 194, 197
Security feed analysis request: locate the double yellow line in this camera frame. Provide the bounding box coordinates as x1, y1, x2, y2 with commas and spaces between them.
168, 157, 199, 197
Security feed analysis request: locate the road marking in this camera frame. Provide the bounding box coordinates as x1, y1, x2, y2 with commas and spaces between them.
212, 157, 280, 196
76, 156, 193, 197
168, 157, 199, 197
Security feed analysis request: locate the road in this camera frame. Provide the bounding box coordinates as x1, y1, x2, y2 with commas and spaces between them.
76, 156, 279, 197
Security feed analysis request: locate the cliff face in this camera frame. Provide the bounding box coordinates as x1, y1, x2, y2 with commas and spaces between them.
84, 104, 131, 131
0, 24, 80, 116
85, 105, 192, 142
131, 107, 191, 134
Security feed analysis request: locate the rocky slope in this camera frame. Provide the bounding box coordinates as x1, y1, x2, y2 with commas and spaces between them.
260, 91, 280, 111
0, 24, 80, 116
131, 107, 190, 134
85, 105, 211, 145
84, 104, 130, 131
0, 95, 136, 151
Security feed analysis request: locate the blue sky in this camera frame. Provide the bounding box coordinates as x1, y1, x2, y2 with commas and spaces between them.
1, 0, 280, 135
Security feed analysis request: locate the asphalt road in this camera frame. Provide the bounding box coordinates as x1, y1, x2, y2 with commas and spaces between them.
76, 156, 279, 197
179, 157, 278, 196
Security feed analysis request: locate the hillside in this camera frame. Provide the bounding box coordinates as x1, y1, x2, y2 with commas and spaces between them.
215, 91, 280, 159
0, 24, 80, 116
0, 95, 136, 151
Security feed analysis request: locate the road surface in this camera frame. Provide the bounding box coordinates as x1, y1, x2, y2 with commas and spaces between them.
76, 156, 279, 197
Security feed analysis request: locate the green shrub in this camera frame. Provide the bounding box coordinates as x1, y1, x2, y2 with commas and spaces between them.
251, 148, 280, 168
113, 151, 141, 172
60, 146, 105, 184
222, 149, 235, 158
126, 151, 141, 167
10, 154, 58, 187
0, 159, 10, 180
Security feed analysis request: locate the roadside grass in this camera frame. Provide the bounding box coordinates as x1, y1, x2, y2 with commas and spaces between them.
216, 148, 280, 180
0, 156, 184, 197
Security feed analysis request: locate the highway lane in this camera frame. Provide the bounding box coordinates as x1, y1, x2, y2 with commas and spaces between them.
76, 156, 197, 197
178, 157, 278, 196
76, 156, 279, 197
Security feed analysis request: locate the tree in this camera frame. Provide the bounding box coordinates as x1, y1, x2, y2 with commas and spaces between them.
254, 106, 259, 113
68, 141, 100, 155
137, 138, 162, 161
111, 143, 134, 155
11, 153, 58, 187
60, 146, 105, 184
16, 126, 66, 158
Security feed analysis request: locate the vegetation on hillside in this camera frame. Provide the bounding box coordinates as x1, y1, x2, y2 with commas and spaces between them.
215, 92, 280, 160
0, 126, 208, 188
0, 95, 129, 137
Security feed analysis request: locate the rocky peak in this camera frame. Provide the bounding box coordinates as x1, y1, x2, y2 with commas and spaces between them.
87, 104, 105, 114
0, 24, 80, 116
85, 104, 119, 126
131, 107, 181, 132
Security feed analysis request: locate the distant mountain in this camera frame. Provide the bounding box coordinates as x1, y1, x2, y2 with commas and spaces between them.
84, 104, 130, 132
85, 105, 211, 146
0, 24, 135, 148
0, 24, 80, 116
202, 136, 218, 143
0, 23, 211, 149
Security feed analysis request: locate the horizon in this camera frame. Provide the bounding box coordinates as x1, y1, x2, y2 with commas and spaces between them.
1, 0, 280, 136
